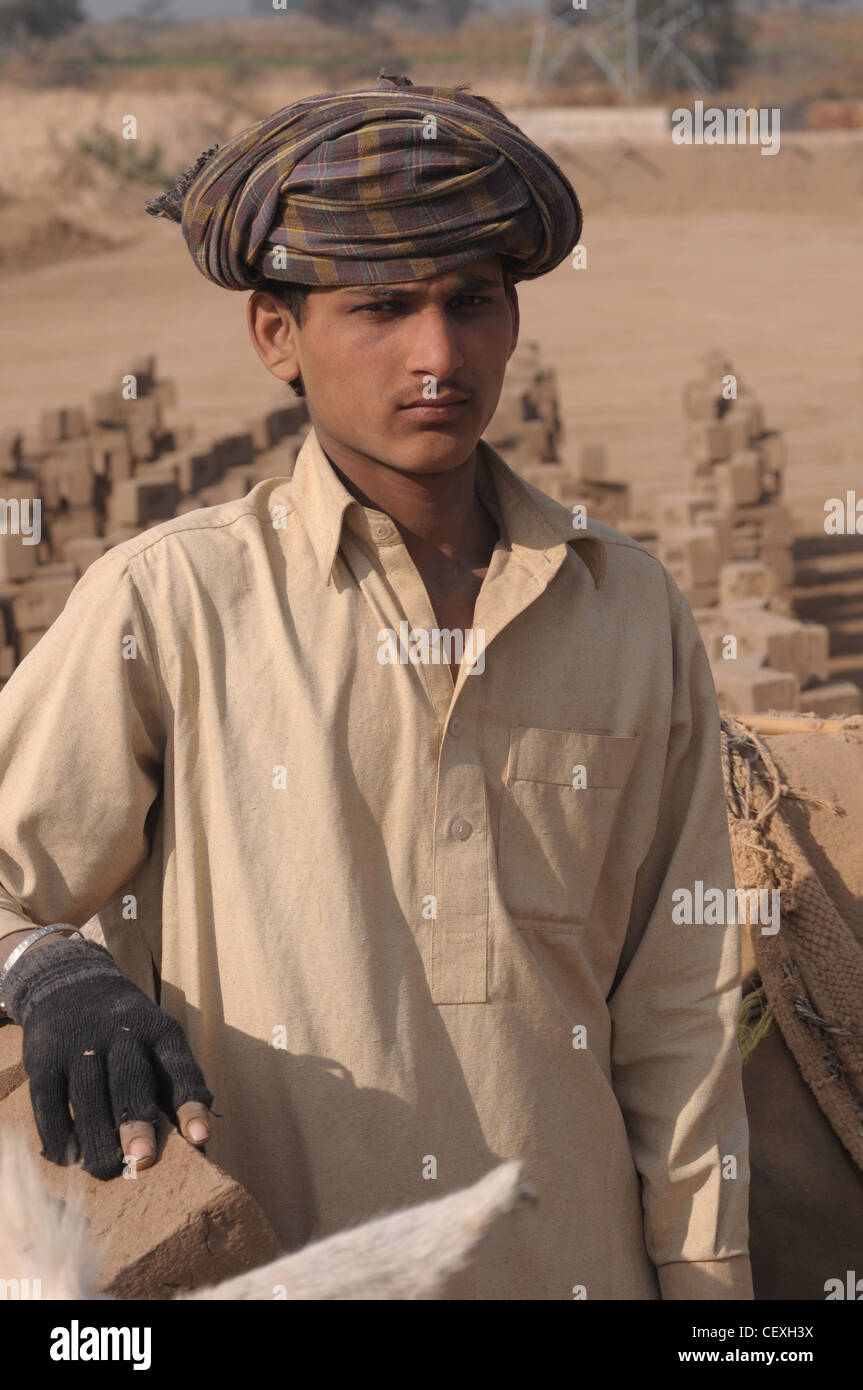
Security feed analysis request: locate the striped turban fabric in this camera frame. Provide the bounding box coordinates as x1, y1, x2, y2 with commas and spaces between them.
145, 73, 582, 290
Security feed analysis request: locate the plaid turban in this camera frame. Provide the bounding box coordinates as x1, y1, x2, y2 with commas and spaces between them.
145, 73, 582, 290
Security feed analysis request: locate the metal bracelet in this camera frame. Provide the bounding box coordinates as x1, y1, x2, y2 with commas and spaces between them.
0, 924, 84, 1014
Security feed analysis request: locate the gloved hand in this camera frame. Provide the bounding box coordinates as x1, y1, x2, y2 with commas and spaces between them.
4, 936, 214, 1181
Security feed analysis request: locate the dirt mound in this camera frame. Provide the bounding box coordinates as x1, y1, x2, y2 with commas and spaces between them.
0, 201, 123, 274
0, 85, 258, 275
0, 86, 253, 197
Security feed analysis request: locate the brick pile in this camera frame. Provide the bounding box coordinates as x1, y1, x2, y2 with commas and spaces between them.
485, 341, 631, 525
483, 339, 562, 473
0, 358, 309, 689
790, 530, 863, 697
495, 343, 860, 717
666, 346, 794, 607
660, 350, 859, 716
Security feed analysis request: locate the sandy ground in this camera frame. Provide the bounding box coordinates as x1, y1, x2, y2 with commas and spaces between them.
1, 128, 862, 533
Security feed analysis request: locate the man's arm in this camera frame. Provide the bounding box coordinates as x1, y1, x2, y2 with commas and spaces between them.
607, 567, 753, 1300
0, 548, 164, 942
0, 548, 212, 1172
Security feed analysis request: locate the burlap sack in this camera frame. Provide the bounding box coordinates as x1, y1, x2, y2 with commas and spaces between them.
722, 713, 863, 1173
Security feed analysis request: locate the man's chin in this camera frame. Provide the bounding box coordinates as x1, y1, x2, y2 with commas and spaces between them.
379, 421, 481, 474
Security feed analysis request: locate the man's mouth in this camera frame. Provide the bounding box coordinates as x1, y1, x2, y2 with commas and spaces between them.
399, 393, 470, 420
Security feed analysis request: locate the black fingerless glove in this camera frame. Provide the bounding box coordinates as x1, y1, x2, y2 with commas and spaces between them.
5, 936, 214, 1181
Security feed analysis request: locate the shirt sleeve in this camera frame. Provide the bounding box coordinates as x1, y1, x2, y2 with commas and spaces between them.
0, 548, 165, 943
607, 567, 754, 1301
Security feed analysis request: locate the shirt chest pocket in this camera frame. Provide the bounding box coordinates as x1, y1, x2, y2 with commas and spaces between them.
497, 726, 640, 927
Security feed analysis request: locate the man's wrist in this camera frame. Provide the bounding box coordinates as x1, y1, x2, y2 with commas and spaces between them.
0, 925, 84, 1014
2, 926, 66, 961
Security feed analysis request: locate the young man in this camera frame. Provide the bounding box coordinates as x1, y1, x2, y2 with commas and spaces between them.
0, 75, 752, 1299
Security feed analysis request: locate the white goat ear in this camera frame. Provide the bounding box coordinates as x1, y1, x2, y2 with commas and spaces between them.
183, 1161, 534, 1302
0, 1130, 99, 1302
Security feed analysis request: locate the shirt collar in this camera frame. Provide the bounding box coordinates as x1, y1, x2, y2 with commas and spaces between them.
476, 438, 607, 589
281, 424, 607, 590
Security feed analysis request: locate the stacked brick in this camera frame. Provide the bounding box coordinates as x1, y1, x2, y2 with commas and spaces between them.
664, 350, 859, 715
673, 348, 794, 601
598, 351, 857, 716
485, 342, 632, 525
483, 339, 562, 473
489, 344, 860, 717
0, 358, 309, 689
790, 531, 863, 699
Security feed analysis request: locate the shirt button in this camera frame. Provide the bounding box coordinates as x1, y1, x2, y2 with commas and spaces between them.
373, 522, 393, 541
448, 715, 463, 738
450, 817, 473, 840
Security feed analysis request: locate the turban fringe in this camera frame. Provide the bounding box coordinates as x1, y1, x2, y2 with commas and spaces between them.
146, 78, 582, 290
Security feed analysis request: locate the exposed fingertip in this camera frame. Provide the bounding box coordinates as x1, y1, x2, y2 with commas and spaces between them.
127, 1138, 154, 1159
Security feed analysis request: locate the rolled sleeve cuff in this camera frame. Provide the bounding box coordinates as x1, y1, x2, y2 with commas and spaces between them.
658, 1256, 754, 1300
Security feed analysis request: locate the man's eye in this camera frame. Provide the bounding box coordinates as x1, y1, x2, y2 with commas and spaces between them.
354, 295, 491, 315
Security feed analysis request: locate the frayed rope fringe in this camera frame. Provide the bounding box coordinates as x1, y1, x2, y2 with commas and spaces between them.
738, 982, 775, 1064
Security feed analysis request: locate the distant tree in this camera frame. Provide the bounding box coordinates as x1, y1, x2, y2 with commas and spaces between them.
0, 0, 85, 42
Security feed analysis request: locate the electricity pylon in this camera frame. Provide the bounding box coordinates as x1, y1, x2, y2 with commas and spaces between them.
525, 0, 716, 104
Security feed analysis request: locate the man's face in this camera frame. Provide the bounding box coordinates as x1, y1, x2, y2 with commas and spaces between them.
248, 254, 519, 475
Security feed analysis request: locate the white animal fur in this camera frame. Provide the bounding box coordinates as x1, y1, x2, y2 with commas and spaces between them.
0, 1131, 533, 1300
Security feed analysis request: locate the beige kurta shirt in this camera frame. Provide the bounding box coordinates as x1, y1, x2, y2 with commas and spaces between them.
0, 424, 753, 1300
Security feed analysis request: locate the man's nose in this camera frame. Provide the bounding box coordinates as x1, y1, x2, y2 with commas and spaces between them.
404, 307, 466, 383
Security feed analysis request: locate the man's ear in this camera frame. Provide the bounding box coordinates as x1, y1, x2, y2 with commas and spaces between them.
247, 290, 303, 388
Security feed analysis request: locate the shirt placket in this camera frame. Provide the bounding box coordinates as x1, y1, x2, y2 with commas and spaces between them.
430, 670, 489, 1004
346, 498, 570, 1007
353, 508, 491, 1004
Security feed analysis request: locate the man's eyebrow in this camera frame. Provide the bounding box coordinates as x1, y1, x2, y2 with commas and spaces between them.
340, 273, 502, 299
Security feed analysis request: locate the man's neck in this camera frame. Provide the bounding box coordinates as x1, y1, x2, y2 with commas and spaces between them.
317, 432, 500, 678
320, 436, 499, 577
